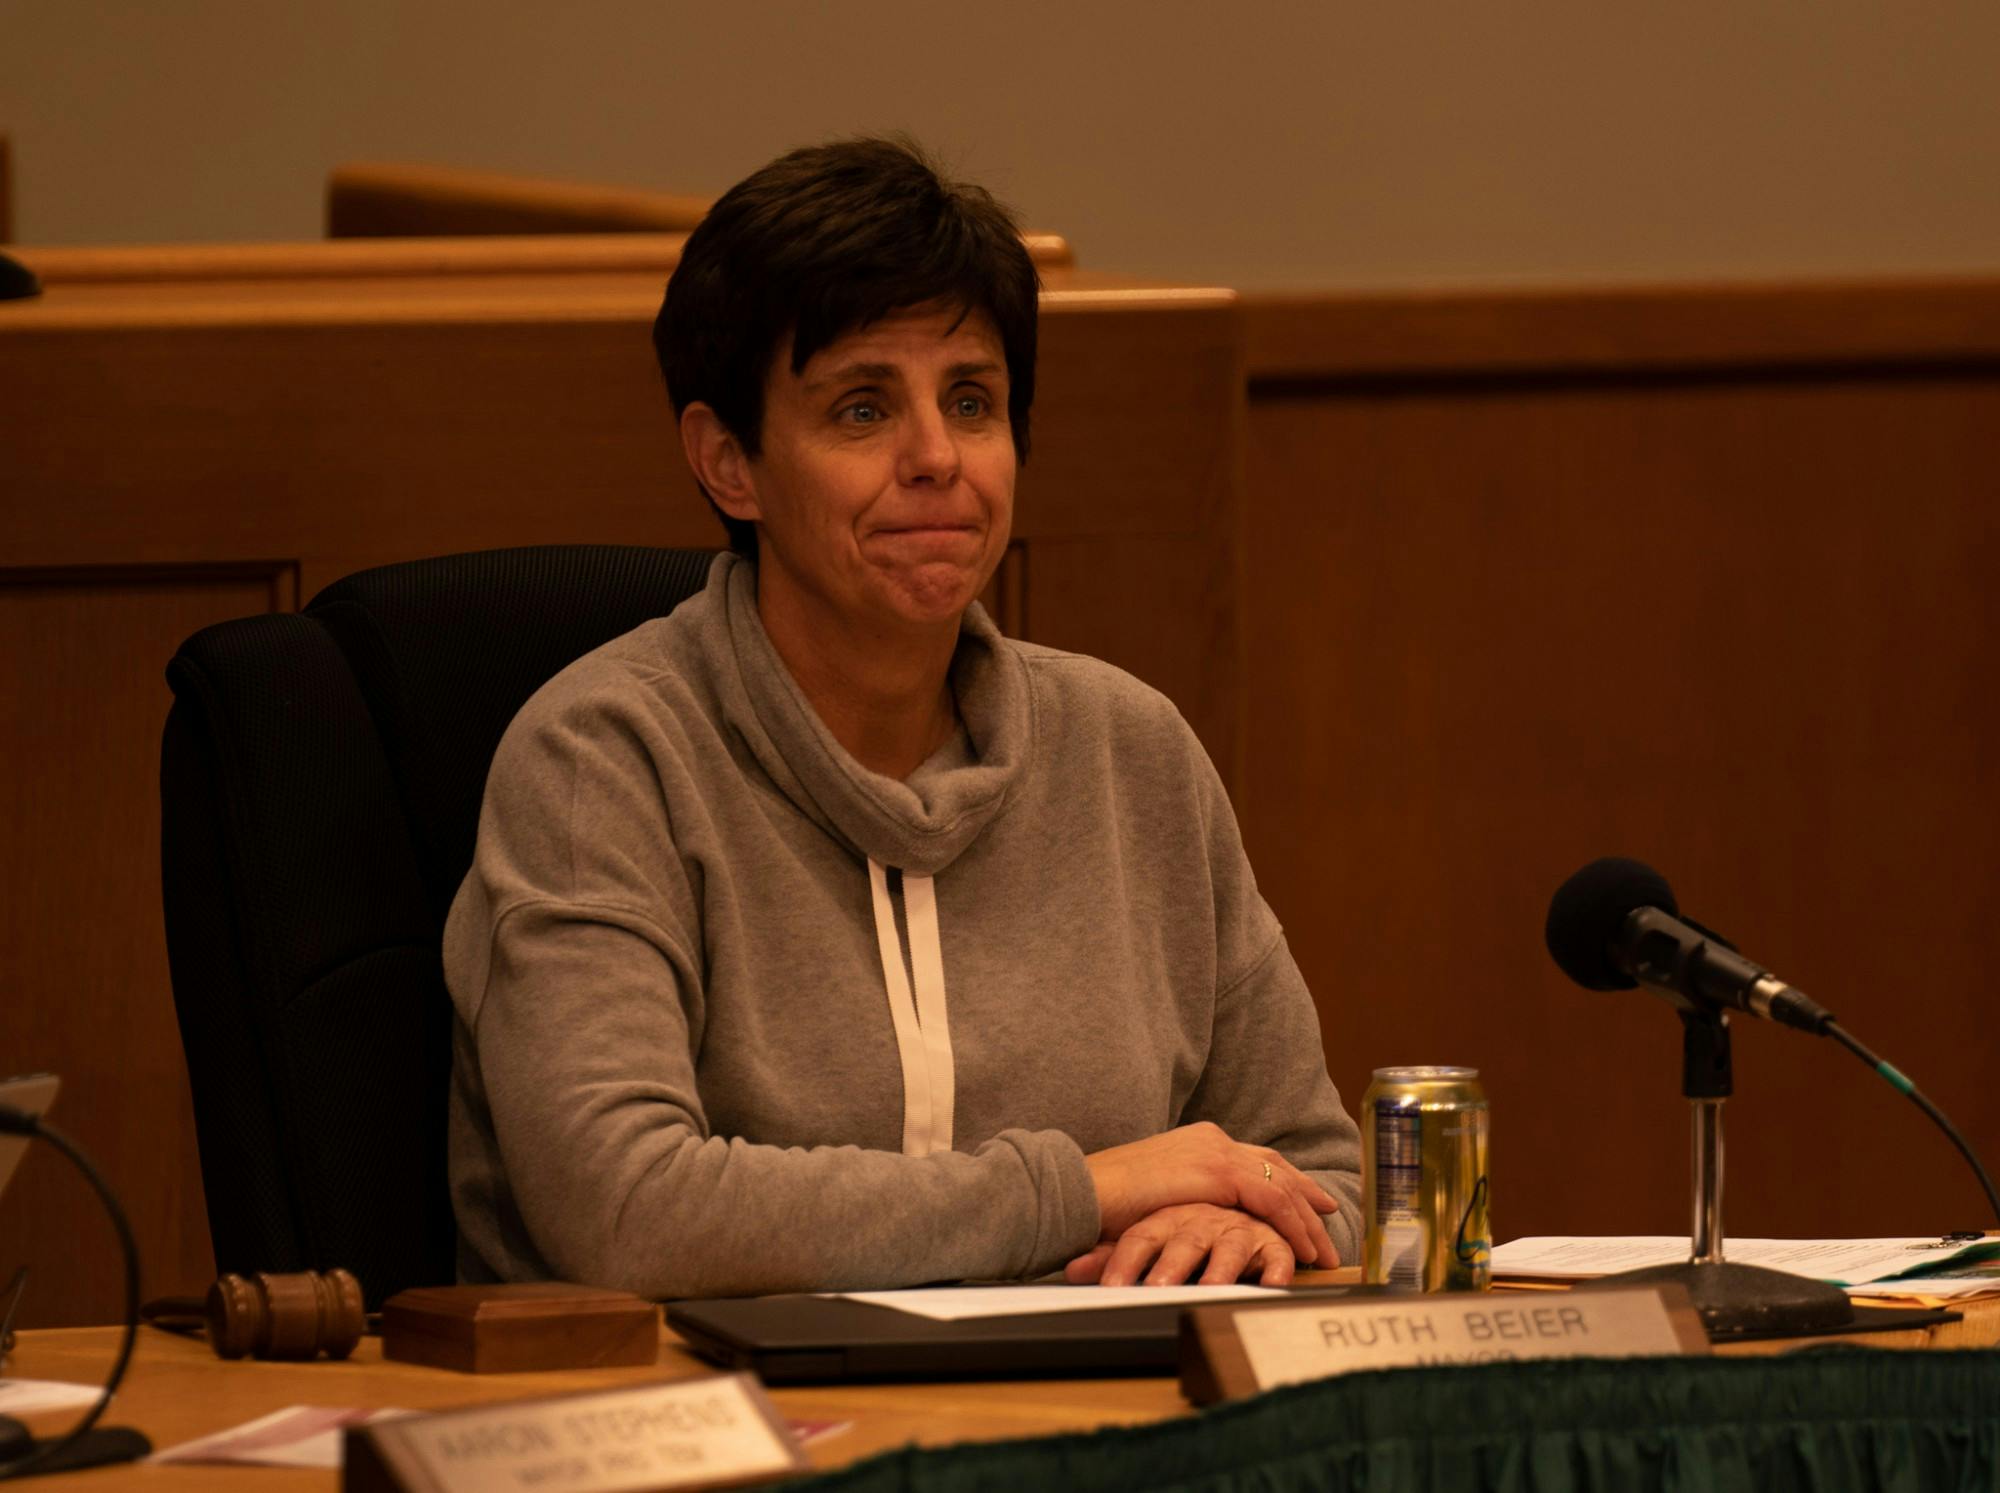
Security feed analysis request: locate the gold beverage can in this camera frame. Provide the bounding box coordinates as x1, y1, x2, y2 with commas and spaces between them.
1361, 1065, 1491, 1290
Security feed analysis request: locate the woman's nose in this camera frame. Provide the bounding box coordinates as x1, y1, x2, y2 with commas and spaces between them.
896, 406, 961, 487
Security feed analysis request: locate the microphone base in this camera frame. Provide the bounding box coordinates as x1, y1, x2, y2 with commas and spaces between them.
1586, 1260, 1854, 1337
0, 1420, 152, 1475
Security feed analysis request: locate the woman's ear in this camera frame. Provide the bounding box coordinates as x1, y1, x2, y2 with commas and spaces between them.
680, 403, 760, 524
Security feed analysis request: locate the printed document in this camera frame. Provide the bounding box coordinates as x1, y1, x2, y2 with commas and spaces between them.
1491, 1236, 2000, 1287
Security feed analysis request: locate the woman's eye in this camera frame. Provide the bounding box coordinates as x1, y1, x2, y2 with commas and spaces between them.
843, 402, 883, 425
954, 394, 988, 417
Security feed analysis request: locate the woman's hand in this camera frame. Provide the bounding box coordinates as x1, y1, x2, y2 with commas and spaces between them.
1083, 1122, 1338, 1269
1066, 1204, 1299, 1286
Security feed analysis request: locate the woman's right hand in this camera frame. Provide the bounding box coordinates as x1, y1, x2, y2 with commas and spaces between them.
1083, 1122, 1339, 1268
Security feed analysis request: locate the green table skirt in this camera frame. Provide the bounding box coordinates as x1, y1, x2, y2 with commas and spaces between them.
790, 1349, 2000, 1493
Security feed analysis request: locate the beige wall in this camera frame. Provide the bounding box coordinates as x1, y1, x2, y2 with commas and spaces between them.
5, 0, 1999, 286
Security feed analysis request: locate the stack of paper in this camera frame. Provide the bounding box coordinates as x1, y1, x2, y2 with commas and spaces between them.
0, 1380, 103, 1416
1489, 1236, 2000, 1304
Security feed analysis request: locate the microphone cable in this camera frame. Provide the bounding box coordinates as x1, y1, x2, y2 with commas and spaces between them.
1547, 858, 2000, 1233
0, 1106, 143, 1481
1819, 1021, 2000, 1231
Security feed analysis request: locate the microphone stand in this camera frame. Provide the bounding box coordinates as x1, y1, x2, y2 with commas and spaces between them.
1590, 1010, 1854, 1335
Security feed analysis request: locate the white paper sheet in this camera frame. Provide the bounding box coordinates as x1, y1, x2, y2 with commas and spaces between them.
1849, 1276, 2000, 1302
0, 1379, 102, 1415
149, 1405, 412, 1470
830, 1283, 1282, 1320
147, 1406, 850, 1470
1491, 1235, 2000, 1287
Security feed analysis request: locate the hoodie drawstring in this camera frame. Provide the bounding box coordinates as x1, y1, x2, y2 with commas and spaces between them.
868, 858, 955, 1155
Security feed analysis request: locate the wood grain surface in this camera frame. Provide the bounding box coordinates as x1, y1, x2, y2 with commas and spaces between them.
7, 1283, 1993, 1488
326, 161, 713, 239
1242, 285, 2000, 1248
0, 568, 295, 1332
1243, 279, 2000, 378
4, 1322, 1185, 1486
13, 230, 1073, 287
318, 161, 1078, 271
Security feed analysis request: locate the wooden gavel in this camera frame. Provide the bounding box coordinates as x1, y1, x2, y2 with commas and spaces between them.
204, 1268, 365, 1360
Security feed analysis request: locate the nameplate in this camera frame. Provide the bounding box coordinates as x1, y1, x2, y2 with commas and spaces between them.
342, 1372, 807, 1493
1180, 1285, 1706, 1403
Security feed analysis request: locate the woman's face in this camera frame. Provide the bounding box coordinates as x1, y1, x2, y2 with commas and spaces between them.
738, 304, 1016, 639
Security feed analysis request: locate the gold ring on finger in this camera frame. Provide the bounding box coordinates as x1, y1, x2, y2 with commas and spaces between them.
1262, 1161, 1273, 1181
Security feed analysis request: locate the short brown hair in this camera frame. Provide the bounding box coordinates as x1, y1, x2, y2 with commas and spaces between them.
653, 137, 1040, 557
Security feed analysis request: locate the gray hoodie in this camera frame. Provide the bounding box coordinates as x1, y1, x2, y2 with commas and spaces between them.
445, 553, 1361, 1298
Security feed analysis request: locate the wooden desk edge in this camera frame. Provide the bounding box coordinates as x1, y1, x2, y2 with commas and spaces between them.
6, 1283, 1992, 1482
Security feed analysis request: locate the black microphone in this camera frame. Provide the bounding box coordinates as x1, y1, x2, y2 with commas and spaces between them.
1545, 857, 1834, 1034
1547, 855, 2000, 1232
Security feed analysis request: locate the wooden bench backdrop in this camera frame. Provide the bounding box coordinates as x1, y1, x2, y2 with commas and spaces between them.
4, 248, 1994, 1323
1240, 280, 2000, 1249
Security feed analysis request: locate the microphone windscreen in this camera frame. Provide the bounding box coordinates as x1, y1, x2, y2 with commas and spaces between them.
1545, 857, 1678, 991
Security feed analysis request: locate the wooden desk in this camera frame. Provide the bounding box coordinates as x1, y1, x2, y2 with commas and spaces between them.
9, 1281, 1998, 1489
9, 1320, 1180, 1488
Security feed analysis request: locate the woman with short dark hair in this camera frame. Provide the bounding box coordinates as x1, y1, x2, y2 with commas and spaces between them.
445, 137, 1361, 1299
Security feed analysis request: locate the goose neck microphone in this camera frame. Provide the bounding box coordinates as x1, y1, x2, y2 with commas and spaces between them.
1543, 857, 1833, 1034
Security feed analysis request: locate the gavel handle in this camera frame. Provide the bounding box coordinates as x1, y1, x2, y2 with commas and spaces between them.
138, 1297, 209, 1336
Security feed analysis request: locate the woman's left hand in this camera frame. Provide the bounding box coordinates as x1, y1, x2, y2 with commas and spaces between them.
1064, 1203, 1301, 1288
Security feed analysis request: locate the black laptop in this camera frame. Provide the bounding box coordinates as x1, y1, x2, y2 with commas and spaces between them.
669, 1285, 1377, 1383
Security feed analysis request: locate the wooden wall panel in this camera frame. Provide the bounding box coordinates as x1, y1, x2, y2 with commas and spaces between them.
1023, 292, 1243, 775
0, 567, 293, 1329
1022, 535, 1240, 776
2, 319, 682, 570
1, 269, 1240, 763
1244, 306, 2000, 1247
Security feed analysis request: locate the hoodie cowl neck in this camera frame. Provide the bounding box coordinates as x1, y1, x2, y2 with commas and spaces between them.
698, 552, 1030, 876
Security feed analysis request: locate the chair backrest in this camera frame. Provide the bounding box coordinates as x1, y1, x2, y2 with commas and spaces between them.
161, 545, 715, 1305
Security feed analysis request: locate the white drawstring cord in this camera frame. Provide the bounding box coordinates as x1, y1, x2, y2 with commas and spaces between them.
868, 859, 956, 1155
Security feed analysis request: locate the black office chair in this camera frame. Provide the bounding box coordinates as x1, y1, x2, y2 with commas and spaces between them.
159, 545, 715, 1306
